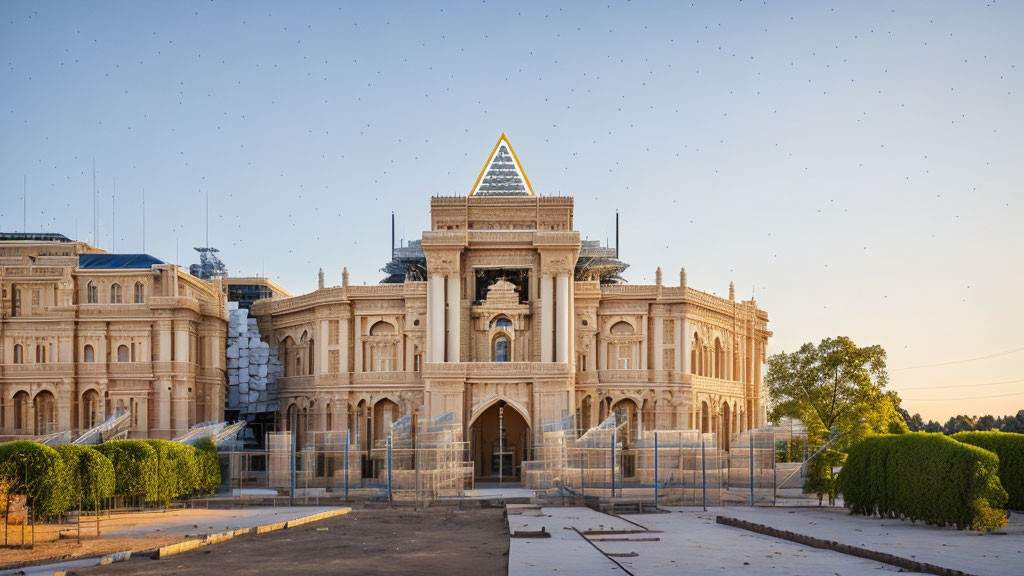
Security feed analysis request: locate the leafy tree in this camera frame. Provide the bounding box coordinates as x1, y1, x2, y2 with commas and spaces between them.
766, 336, 904, 504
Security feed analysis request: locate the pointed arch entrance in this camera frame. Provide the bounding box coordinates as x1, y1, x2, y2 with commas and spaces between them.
468, 399, 530, 481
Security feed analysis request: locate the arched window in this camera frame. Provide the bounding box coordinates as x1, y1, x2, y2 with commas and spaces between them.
700, 401, 710, 434
714, 338, 723, 379
13, 344, 23, 364
610, 321, 634, 335
491, 316, 513, 328
36, 345, 46, 363
493, 334, 510, 362
86, 281, 98, 304
134, 282, 145, 303
110, 283, 123, 304
83, 345, 95, 363
369, 321, 395, 335
117, 344, 129, 362
296, 356, 302, 375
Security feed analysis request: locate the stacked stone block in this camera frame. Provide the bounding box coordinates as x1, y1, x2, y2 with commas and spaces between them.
226, 302, 281, 418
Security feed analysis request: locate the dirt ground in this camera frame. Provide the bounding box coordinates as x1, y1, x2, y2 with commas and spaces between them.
70, 506, 509, 576
1, 531, 181, 568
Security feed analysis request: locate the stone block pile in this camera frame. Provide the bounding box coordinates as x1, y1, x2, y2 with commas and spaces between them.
226, 302, 281, 418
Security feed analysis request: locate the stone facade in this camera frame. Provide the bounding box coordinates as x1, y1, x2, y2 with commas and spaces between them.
252, 135, 771, 477
0, 234, 228, 440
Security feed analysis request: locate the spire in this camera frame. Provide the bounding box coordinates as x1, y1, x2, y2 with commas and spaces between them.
318, 268, 325, 290
729, 281, 735, 301
469, 133, 534, 196
680, 267, 687, 288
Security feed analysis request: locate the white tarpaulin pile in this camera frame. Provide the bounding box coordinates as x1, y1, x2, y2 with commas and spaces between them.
226, 302, 280, 418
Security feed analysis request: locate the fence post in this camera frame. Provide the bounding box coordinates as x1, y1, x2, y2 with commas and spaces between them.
344, 429, 350, 502
386, 433, 393, 503
610, 428, 616, 499
749, 433, 754, 506
654, 431, 659, 509
701, 436, 707, 512
773, 433, 778, 506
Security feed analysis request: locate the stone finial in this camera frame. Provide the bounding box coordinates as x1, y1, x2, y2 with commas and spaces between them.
680, 267, 687, 288
318, 268, 325, 290
655, 267, 663, 286
729, 281, 735, 301
342, 267, 350, 289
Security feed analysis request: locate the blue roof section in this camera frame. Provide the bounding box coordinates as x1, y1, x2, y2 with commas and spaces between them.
78, 253, 165, 269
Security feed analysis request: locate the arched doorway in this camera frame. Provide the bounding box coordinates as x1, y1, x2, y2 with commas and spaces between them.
722, 401, 732, 451
469, 400, 529, 482
34, 390, 57, 434
612, 398, 640, 480
13, 391, 29, 433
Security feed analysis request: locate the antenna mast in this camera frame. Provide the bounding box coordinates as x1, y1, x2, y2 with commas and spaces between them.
23, 175, 26, 232
615, 210, 620, 259
112, 177, 116, 252
142, 187, 146, 253
205, 190, 209, 249
92, 159, 97, 246
391, 211, 395, 259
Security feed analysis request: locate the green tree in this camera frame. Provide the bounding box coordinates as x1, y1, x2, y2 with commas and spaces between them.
766, 336, 905, 504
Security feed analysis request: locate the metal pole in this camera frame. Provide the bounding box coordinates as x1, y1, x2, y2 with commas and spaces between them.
654, 431, 659, 509
701, 436, 707, 512
344, 429, 350, 502
749, 433, 754, 507
499, 406, 504, 488
386, 434, 393, 503
773, 433, 778, 506
289, 412, 296, 506
606, 426, 614, 498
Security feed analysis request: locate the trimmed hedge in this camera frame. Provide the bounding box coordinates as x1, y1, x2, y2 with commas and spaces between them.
194, 438, 222, 495
837, 433, 1007, 531
53, 444, 115, 509
953, 431, 1024, 510
145, 439, 201, 504
95, 440, 159, 497
0, 441, 75, 519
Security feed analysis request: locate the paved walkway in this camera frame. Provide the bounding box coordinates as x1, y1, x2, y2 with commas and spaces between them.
508, 506, 913, 575
718, 506, 1024, 576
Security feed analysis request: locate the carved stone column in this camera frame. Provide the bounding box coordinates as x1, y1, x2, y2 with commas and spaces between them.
446, 274, 460, 362
653, 315, 664, 371
681, 317, 691, 374
555, 274, 569, 363
540, 274, 553, 362
427, 274, 445, 362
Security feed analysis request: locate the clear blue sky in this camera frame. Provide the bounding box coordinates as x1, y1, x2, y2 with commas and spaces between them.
2, 1, 1021, 421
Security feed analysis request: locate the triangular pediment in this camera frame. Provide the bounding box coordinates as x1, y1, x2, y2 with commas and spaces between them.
469, 133, 534, 196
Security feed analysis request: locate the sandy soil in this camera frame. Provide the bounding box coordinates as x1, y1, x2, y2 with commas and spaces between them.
1, 535, 181, 568
70, 507, 509, 576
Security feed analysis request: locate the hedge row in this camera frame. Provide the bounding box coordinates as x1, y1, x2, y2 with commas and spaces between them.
1, 439, 221, 519
0, 441, 74, 519
837, 433, 1007, 531
953, 431, 1024, 510
53, 443, 115, 509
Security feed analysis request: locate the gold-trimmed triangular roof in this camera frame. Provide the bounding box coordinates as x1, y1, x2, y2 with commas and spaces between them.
469, 133, 534, 196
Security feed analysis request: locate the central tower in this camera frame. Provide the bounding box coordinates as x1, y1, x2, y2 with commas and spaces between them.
420, 134, 580, 476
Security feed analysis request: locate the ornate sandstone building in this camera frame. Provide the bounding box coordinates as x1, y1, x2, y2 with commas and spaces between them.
253, 135, 771, 480
0, 233, 227, 440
